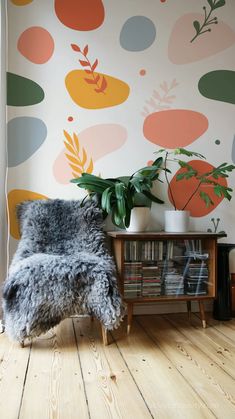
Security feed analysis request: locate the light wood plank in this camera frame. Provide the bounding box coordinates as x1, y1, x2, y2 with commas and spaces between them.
197, 315, 235, 342
166, 313, 235, 379
0, 332, 31, 419
138, 314, 235, 418
74, 317, 152, 419
19, 319, 89, 419
112, 319, 213, 418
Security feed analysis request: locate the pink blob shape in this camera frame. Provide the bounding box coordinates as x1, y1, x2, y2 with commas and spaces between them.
68, 116, 73, 122
143, 109, 208, 148
139, 69, 146, 76
53, 124, 127, 184
168, 13, 235, 64
17, 26, 54, 64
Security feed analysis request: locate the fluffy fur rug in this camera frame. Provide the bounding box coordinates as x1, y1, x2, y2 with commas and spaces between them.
3, 199, 125, 343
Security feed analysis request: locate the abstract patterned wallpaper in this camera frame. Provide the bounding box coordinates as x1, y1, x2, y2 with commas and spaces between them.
6, 0, 235, 251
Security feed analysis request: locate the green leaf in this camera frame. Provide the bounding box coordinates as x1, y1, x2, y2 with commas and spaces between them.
213, 0, 226, 9
101, 187, 113, 213
142, 190, 164, 204
124, 208, 131, 228
193, 20, 201, 34
207, 0, 214, 7
200, 191, 214, 207
174, 148, 205, 159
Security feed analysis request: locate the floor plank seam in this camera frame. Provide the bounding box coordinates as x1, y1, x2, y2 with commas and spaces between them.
194, 313, 235, 343
164, 314, 235, 381
17, 342, 32, 419
135, 316, 216, 418
72, 318, 91, 419
110, 330, 154, 419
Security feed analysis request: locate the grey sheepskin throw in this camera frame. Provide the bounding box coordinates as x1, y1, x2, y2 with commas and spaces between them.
3, 199, 125, 343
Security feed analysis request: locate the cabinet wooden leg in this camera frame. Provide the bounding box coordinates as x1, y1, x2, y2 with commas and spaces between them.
101, 325, 108, 345
127, 303, 133, 335
187, 301, 192, 322
198, 300, 206, 328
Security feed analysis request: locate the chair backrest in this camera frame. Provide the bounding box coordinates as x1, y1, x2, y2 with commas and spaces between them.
16, 199, 105, 256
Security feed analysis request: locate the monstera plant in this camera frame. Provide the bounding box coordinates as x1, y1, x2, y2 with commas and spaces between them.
71, 158, 164, 229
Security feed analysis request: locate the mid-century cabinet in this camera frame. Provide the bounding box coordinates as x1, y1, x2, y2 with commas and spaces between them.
107, 231, 225, 333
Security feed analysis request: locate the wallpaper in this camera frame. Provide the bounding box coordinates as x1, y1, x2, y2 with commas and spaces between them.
6, 0, 235, 249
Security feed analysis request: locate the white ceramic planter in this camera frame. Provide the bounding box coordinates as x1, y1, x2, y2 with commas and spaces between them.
126, 207, 150, 232
164, 210, 190, 233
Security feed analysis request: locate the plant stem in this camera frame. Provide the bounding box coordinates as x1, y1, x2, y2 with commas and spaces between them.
81, 51, 106, 95
190, 5, 213, 43
164, 152, 176, 210
181, 180, 202, 210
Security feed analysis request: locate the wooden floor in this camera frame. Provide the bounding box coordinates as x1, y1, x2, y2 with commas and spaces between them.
0, 313, 235, 419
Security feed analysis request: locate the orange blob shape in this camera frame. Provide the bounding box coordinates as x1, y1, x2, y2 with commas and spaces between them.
8, 189, 48, 239
143, 109, 208, 148
65, 70, 130, 109
54, 0, 104, 31
17, 27, 54, 64
169, 160, 228, 217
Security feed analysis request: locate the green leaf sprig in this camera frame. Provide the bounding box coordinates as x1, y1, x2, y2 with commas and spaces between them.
190, 0, 226, 43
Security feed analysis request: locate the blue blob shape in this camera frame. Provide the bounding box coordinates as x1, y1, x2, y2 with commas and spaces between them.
8, 117, 47, 167
232, 135, 235, 164
120, 16, 156, 52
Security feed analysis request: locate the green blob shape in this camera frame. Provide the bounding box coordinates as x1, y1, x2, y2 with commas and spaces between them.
7, 72, 44, 106
198, 70, 235, 105
215, 139, 220, 145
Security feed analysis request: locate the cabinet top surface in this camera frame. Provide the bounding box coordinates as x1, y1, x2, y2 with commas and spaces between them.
107, 231, 227, 239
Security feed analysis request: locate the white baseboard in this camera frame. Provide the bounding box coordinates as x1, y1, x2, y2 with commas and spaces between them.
133, 300, 213, 315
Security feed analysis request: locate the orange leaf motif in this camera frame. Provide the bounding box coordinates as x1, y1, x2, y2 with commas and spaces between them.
91, 59, 98, 72
84, 78, 97, 84
79, 60, 90, 67
83, 45, 88, 56
71, 44, 81, 52
63, 130, 94, 179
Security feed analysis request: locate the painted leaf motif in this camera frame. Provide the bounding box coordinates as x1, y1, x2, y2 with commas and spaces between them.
193, 20, 200, 34
73, 133, 79, 152
65, 154, 80, 165
63, 130, 75, 148
83, 45, 88, 56
213, 0, 225, 9
91, 59, 98, 72
84, 78, 97, 84
64, 141, 75, 155
86, 159, 94, 174
69, 163, 83, 174
71, 44, 81, 52
79, 60, 90, 67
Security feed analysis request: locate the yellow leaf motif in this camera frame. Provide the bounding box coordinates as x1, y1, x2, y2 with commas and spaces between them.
63, 130, 94, 178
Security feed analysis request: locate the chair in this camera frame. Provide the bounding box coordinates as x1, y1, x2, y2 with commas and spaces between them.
2, 199, 125, 346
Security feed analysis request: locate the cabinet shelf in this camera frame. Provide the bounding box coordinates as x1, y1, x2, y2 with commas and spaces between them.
107, 231, 226, 333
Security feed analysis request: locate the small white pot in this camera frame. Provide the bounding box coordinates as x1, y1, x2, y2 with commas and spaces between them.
126, 207, 150, 232
164, 210, 190, 233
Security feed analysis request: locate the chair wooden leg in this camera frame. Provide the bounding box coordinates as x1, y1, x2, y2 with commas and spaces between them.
198, 300, 207, 328
127, 303, 133, 335
101, 325, 108, 346
187, 300, 192, 322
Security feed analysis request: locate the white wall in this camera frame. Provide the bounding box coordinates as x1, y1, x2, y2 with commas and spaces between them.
0, 1, 7, 317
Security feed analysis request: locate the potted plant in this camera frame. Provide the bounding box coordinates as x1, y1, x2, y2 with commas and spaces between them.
155, 148, 235, 232
70, 158, 164, 231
